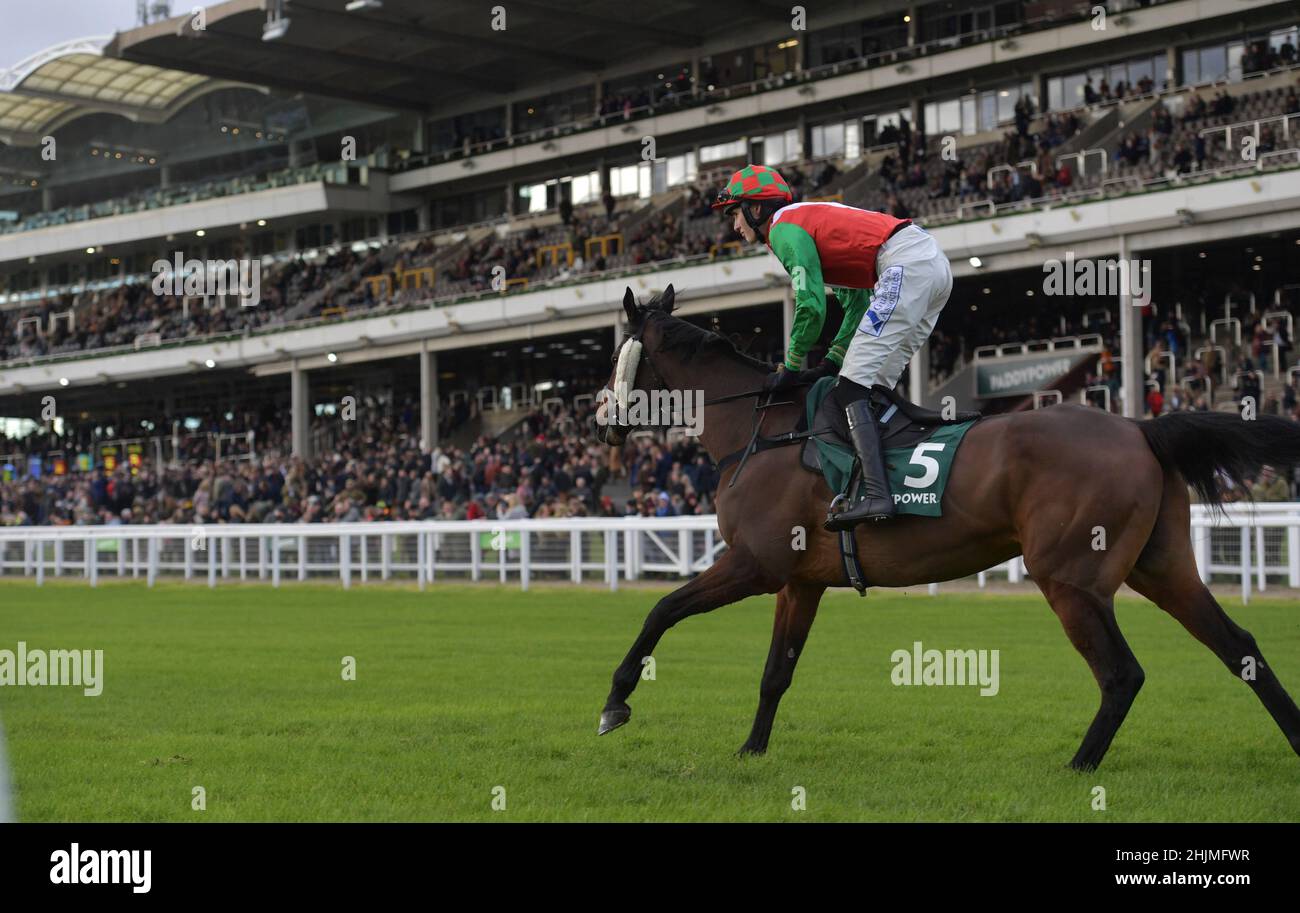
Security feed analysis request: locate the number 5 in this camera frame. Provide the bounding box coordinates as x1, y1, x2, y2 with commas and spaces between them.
904, 443, 944, 489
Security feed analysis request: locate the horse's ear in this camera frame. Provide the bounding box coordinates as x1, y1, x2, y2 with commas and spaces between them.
622, 287, 638, 323
661, 284, 676, 314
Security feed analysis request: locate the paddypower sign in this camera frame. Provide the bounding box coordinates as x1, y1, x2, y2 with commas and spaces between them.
975, 353, 1077, 398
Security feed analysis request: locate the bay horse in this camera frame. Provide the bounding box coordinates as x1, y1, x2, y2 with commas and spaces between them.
595, 284, 1300, 770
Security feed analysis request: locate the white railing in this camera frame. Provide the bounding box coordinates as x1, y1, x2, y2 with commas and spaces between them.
1, 505, 1297, 599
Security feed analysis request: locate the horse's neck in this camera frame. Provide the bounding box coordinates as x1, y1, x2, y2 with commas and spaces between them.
655, 355, 769, 465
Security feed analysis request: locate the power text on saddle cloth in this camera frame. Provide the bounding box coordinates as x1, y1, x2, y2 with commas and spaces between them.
805, 380, 976, 518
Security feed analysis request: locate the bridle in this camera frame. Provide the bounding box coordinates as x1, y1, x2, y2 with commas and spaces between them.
600, 312, 822, 486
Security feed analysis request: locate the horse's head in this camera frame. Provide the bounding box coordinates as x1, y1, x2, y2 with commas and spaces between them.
595, 284, 677, 446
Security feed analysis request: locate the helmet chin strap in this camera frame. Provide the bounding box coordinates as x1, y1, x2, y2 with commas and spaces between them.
741, 202, 770, 233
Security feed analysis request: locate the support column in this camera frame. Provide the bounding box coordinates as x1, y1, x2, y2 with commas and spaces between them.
291, 361, 310, 458
909, 340, 930, 405
781, 288, 797, 368
906, 6, 917, 46
1118, 234, 1143, 418
420, 343, 440, 454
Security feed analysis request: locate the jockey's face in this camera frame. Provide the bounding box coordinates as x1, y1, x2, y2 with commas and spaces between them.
732, 204, 763, 244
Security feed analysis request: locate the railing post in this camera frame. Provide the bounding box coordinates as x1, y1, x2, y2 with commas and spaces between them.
470, 531, 482, 582
1193, 521, 1210, 583
34, 540, 44, 587
359, 534, 367, 583
418, 533, 427, 592
147, 537, 159, 588
117, 536, 126, 578
624, 528, 636, 581
53, 539, 63, 577
86, 537, 96, 587
298, 535, 307, 582
1288, 525, 1300, 589
259, 534, 269, 580
382, 533, 391, 581
678, 529, 691, 579
272, 536, 281, 588
570, 530, 582, 584
340, 533, 351, 590
520, 528, 530, 592
184, 537, 194, 580
1240, 525, 1251, 606
1256, 525, 1266, 593
605, 530, 619, 592
208, 536, 218, 589
221, 535, 231, 579
240, 536, 247, 581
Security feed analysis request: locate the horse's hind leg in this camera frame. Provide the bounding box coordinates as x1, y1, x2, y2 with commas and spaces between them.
739, 579, 826, 756
598, 545, 778, 736
1038, 579, 1146, 771
1127, 482, 1300, 757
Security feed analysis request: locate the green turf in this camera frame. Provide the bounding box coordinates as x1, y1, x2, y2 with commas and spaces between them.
1, 579, 1298, 822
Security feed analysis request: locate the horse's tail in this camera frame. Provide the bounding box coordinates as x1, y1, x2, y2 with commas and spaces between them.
1137, 411, 1300, 508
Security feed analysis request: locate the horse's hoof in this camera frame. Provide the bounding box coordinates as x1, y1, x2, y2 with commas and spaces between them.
737, 743, 767, 757
597, 704, 631, 735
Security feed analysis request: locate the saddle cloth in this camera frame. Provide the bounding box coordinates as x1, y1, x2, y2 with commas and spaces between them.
800, 377, 980, 518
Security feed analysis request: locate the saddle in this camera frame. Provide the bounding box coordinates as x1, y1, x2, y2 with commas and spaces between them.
799, 381, 981, 476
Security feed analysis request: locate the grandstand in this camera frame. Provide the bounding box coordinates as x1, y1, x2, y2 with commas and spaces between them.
1, 0, 1299, 532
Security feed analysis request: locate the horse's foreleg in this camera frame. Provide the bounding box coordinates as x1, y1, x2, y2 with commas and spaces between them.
598, 545, 776, 736
739, 580, 825, 756
1038, 579, 1146, 771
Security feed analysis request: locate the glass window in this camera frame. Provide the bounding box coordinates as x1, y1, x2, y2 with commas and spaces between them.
700, 139, 746, 163
1048, 76, 1064, 111
1200, 46, 1227, 82
844, 119, 861, 160
1182, 49, 1199, 85
571, 171, 600, 205
665, 151, 696, 187
811, 121, 844, 157
938, 98, 961, 134
996, 88, 1015, 124
961, 95, 977, 135
1130, 58, 1153, 88
1227, 41, 1244, 82
979, 90, 998, 131
522, 182, 547, 213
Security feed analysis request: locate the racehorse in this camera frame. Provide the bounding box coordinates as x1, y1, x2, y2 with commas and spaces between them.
595, 284, 1300, 770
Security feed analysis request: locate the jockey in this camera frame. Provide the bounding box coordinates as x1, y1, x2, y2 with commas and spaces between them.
713, 164, 954, 529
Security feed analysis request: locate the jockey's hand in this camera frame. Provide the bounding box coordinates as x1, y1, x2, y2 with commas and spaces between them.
797, 358, 839, 385
762, 366, 799, 394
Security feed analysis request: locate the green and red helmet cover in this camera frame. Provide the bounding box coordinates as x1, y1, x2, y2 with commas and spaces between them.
712, 164, 793, 210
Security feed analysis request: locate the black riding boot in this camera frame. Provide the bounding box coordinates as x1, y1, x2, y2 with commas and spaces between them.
825, 399, 896, 530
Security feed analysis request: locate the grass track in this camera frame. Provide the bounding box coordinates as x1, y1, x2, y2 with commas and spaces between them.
1, 580, 1298, 822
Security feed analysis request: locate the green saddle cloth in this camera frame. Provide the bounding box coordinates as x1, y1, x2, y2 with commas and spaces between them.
805, 376, 976, 518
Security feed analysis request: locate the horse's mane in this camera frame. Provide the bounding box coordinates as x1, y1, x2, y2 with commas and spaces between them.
648, 311, 772, 374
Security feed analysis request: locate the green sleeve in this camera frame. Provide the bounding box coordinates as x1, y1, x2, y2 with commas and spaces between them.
826, 287, 872, 366
768, 221, 826, 371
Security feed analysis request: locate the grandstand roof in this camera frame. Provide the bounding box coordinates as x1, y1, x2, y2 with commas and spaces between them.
0, 35, 251, 146
106, 0, 871, 114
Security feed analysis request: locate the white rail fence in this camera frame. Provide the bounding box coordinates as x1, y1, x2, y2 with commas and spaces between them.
0, 506, 1293, 601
